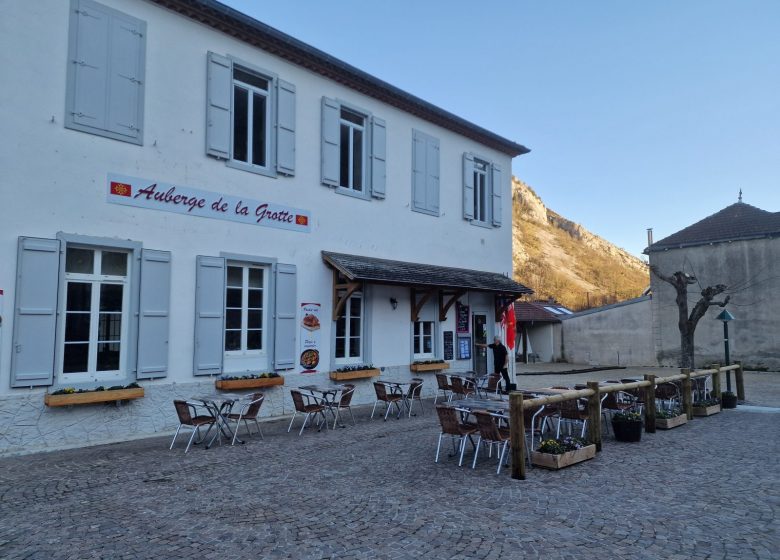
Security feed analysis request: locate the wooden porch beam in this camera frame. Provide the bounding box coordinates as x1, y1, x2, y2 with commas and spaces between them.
439, 289, 466, 321
410, 287, 436, 322
332, 270, 361, 321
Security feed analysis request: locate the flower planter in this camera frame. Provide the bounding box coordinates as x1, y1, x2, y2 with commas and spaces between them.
655, 414, 688, 430
215, 376, 284, 390
721, 393, 738, 409
531, 444, 596, 470
44, 388, 145, 407
329, 368, 381, 381
693, 404, 721, 417
612, 420, 643, 442
409, 362, 450, 373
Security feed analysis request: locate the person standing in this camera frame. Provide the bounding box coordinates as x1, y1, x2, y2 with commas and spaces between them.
477, 336, 510, 393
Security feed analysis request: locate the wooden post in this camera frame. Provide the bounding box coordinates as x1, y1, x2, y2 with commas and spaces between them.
644, 374, 656, 433
681, 368, 693, 420
735, 361, 745, 401
586, 382, 602, 452
710, 363, 721, 399
509, 392, 526, 480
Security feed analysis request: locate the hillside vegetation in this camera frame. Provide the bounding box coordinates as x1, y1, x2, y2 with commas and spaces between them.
512, 178, 649, 311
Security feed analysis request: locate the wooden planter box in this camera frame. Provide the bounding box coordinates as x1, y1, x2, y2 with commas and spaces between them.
410, 362, 450, 372
693, 404, 721, 417
329, 368, 381, 381
215, 376, 284, 390
44, 388, 144, 407
531, 444, 596, 470
656, 414, 688, 430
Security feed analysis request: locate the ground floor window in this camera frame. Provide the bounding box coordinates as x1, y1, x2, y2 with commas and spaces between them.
224, 263, 269, 372
413, 320, 435, 359
335, 293, 362, 363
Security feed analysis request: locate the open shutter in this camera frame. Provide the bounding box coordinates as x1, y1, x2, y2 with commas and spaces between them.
274, 263, 297, 370
491, 163, 503, 227
10, 237, 61, 388
136, 249, 171, 379
106, 11, 145, 141
321, 97, 340, 187
370, 116, 387, 199
462, 153, 475, 220
194, 256, 225, 376
411, 131, 427, 211
276, 79, 296, 176
427, 138, 440, 213
206, 52, 231, 159
69, 0, 111, 131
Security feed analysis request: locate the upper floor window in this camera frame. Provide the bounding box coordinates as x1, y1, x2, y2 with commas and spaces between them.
463, 153, 503, 227
207, 53, 296, 177
65, 0, 146, 145
339, 108, 366, 191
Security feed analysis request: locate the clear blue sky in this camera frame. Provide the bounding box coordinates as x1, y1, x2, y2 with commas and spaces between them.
223, 0, 780, 258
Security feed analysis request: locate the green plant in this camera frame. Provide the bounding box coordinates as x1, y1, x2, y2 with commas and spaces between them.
335, 364, 374, 373
538, 436, 588, 454
612, 411, 642, 422
413, 359, 445, 365
694, 398, 720, 407
51, 383, 140, 395
656, 407, 683, 419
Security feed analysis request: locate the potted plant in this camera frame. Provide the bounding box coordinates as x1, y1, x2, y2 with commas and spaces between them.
409, 359, 450, 372
611, 410, 643, 442
720, 391, 738, 409
655, 407, 687, 430
693, 398, 721, 416
215, 372, 284, 390
329, 364, 381, 381
44, 382, 144, 407
531, 436, 596, 469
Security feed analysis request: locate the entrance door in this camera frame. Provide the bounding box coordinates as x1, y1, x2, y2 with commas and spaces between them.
472, 313, 488, 375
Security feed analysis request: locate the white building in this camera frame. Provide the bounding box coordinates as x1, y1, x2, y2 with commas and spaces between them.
0, 0, 530, 454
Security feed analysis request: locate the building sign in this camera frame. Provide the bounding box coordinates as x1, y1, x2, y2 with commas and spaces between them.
299, 303, 321, 373
457, 336, 472, 360
443, 331, 454, 361
107, 173, 311, 233
456, 302, 470, 334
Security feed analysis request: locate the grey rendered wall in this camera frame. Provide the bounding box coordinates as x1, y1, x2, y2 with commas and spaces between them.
561, 298, 655, 366
649, 238, 780, 371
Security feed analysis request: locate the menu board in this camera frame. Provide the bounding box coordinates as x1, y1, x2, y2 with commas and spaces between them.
457, 336, 472, 360
456, 302, 470, 334
443, 331, 454, 361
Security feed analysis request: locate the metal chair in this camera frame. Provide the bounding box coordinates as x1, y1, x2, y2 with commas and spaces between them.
331, 384, 356, 428
655, 383, 681, 412
224, 392, 265, 445
450, 376, 476, 400
434, 405, 478, 466
170, 400, 217, 453
556, 398, 589, 438
434, 373, 451, 404
471, 411, 511, 474
406, 378, 424, 417
371, 382, 404, 420
288, 390, 328, 435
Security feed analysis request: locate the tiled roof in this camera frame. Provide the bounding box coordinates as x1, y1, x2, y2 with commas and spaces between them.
514, 301, 571, 323
647, 202, 780, 253
322, 252, 533, 296
148, 0, 529, 156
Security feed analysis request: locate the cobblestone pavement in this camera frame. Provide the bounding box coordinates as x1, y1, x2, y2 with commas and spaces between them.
1, 387, 778, 559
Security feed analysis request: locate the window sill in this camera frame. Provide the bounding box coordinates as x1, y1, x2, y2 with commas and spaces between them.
411, 206, 440, 217
334, 187, 370, 201
226, 159, 277, 179
44, 387, 144, 407
469, 219, 497, 229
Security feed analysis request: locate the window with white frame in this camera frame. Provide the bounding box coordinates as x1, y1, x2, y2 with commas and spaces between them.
335, 293, 363, 362
224, 264, 266, 353
413, 321, 435, 359
339, 107, 366, 191
463, 153, 503, 227
473, 158, 490, 223
232, 66, 270, 169
61, 247, 130, 381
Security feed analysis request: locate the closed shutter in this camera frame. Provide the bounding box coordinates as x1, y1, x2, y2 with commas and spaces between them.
411, 131, 427, 211
10, 237, 61, 388
321, 97, 340, 187
491, 163, 503, 227
194, 256, 225, 376
462, 153, 475, 220
276, 79, 296, 176
427, 137, 440, 213
69, 0, 111, 131
206, 52, 232, 159
106, 10, 145, 141
136, 249, 171, 379
274, 263, 297, 370
370, 116, 387, 199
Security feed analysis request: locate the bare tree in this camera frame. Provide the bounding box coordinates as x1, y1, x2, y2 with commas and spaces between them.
650, 266, 730, 368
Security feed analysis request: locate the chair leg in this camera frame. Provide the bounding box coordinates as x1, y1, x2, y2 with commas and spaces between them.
299, 412, 311, 436
371, 400, 379, 419
231, 415, 245, 445
348, 407, 356, 425
333, 407, 340, 430
169, 424, 183, 450
458, 435, 470, 467
287, 411, 298, 433
184, 427, 199, 453
253, 419, 263, 439
435, 433, 444, 463
471, 437, 483, 469
497, 441, 509, 474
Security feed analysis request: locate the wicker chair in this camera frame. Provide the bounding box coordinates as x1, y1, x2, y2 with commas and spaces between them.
331, 384, 356, 428
170, 400, 217, 453
471, 411, 511, 474
288, 390, 328, 435
434, 405, 478, 466
655, 383, 681, 412
406, 378, 425, 417
371, 382, 404, 420
450, 376, 476, 400
555, 398, 589, 438
434, 373, 452, 404
225, 392, 265, 445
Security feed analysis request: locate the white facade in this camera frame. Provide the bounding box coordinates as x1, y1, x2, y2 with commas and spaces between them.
0, 0, 525, 454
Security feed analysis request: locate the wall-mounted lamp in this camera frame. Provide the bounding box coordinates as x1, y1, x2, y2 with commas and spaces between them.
389, 297, 398, 310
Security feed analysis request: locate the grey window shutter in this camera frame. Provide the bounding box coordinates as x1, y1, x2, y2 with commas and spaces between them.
106, 11, 146, 141
491, 163, 503, 227
69, 0, 111, 131
427, 138, 440, 213
321, 97, 340, 187
274, 263, 297, 370
194, 256, 225, 376
411, 131, 426, 211
370, 116, 387, 199
276, 79, 296, 176
206, 52, 231, 159
462, 153, 475, 220
10, 237, 61, 388
137, 249, 171, 379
